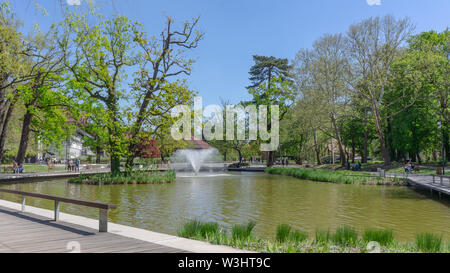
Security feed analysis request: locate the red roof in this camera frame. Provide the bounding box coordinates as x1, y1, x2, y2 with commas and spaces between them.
190, 137, 212, 149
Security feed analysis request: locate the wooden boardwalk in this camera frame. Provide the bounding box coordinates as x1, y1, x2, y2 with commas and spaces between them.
404, 174, 450, 196
0, 206, 187, 253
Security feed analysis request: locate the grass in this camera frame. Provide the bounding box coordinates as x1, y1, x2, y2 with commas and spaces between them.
332, 226, 358, 246
178, 219, 219, 238
276, 224, 307, 243
232, 221, 256, 240
416, 233, 443, 252
265, 168, 407, 186
1, 164, 66, 173
363, 229, 394, 246
315, 229, 331, 244
67, 169, 176, 185
178, 220, 450, 253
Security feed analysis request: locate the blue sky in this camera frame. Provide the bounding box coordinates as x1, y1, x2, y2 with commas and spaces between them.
11, 0, 450, 106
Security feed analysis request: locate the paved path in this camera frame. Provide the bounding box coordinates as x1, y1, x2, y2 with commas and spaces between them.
0, 168, 111, 183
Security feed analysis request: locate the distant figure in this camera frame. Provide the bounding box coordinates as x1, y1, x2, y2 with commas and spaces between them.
346, 162, 350, 170
67, 159, 72, 172
75, 158, 80, 172
18, 164, 24, 173
12, 162, 18, 173
285, 158, 289, 167
405, 161, 412, 173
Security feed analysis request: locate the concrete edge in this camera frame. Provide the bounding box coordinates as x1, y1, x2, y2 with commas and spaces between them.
0, 199, 253, 253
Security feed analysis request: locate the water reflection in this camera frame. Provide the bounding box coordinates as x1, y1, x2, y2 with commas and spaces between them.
0, 172, 449, 241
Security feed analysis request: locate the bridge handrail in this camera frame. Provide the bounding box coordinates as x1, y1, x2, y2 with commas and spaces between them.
0, 188, 116, 232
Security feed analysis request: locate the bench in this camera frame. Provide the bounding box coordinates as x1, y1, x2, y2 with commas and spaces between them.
0, 188, 117, 232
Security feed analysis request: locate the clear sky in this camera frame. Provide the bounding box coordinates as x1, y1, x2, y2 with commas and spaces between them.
11, 0, 450, 106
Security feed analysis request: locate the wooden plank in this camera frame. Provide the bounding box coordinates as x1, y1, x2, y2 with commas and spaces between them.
0, 206, 185, 253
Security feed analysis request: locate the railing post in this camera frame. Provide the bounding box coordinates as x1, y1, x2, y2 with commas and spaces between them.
54, 201, 60, 221
21, 196, 26, 212
99, 209, 108, 232
432, 175, 435, 184
440, 176, 443, 186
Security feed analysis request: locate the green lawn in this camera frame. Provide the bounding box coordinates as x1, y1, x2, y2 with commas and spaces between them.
2, 164, 66, 173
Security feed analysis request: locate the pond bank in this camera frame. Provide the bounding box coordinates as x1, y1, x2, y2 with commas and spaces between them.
265, 168, 407, 186
178, 220, 449, 253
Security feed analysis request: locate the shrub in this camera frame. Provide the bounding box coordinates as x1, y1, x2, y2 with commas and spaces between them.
415, 233, 442, 252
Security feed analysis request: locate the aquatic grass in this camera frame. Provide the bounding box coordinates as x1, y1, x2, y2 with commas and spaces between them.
315, 229, 331, 244
276, 224, 307, 243
333, 226, 358, 246
178, 219, 219, 238
276, 224, 291, 242
363, 229, 394, 246
415, 233, 442, 252
68, 169, 176, 185
265, 168, 406, 186
232, 221, 256, 240
178, 220, 449, 253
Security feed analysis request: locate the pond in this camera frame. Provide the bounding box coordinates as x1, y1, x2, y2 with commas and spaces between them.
1, 172, 449, 241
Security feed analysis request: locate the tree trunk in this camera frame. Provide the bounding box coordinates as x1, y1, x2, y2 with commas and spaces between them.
0, 99, 16, 164
313, 131, 321, 165
331, 114, 346, 166
373, 106, 391, 166
96, 145, 101, 164
16, 110, 34, 165
362, 130, 368, 163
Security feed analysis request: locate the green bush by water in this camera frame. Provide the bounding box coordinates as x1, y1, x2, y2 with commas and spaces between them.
416, 233, 442, 252
363, 229, 394, 246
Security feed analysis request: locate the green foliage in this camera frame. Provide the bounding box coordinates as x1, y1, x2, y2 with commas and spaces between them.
179, 220, 450, 253
363, 229, 394, 246
315, 229, 331, 244
68, 169, 175, 185
265, 167, 406, 185
276, 224, 307, 243
232, 221, 256, 240
178, 220, 219, 238
332, 226, 358, 246
415, 233, 442, 252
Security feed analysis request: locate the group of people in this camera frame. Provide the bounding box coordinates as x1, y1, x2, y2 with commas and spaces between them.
280, 157, 289, 167
12, 163, 24, 173
67, 158, 80, 172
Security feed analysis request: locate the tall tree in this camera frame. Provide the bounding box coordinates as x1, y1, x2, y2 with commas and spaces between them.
61, 13, 139, 174
346, 15, 415, 166
125, 16, 202, 170
292, 34, 350, 167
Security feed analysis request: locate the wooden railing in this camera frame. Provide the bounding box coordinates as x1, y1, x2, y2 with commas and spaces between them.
0, 188, 117, 232
431, 175, 450, 186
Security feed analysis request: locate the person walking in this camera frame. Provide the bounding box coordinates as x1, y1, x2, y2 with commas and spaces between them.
75, 158, 80, 172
